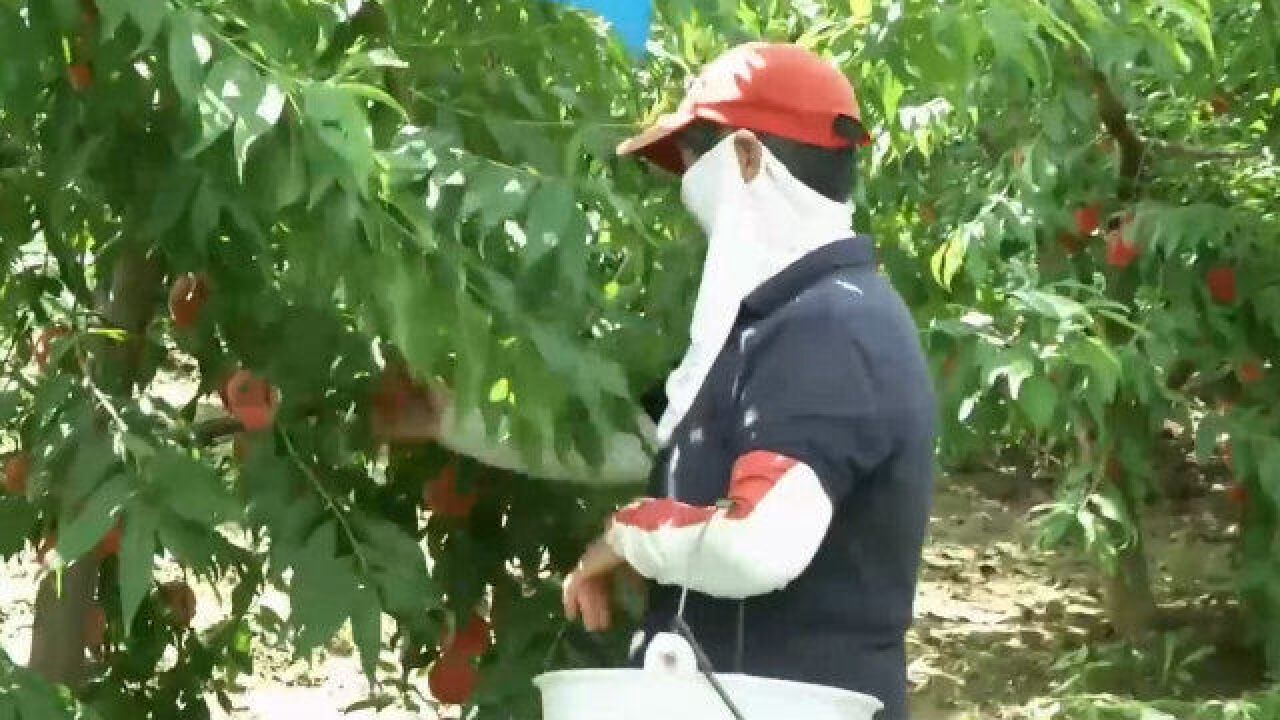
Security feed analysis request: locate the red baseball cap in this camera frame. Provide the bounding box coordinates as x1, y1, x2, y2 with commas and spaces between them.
617, 42, 869, 174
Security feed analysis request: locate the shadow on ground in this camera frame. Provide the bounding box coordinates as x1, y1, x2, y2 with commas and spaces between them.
908, 472, 1263, 720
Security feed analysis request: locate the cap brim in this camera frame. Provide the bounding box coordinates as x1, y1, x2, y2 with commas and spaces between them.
616, 109, 696, 175
618, 108, 873, 174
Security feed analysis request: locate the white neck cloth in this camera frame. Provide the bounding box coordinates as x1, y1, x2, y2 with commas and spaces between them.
656, 135, 854, 446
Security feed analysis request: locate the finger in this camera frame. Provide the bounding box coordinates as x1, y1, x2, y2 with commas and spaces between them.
578, 545, 617, 578
595, 598, 612, 632
425, 381, 452, 417
586, 584, 612, 632
576, 584, 596, 629
579, 584, 605, 632
563, 577, 580, 620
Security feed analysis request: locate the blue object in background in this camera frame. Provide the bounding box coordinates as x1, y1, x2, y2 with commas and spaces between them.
554, 0, 653, 53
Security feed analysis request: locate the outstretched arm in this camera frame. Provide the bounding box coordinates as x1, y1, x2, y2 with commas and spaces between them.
371, 369, 655, 485
437, 406, 655, 485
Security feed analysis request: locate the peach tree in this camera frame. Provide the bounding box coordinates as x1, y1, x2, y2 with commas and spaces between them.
0, 0, 693, 717
4, 0, 1280, 718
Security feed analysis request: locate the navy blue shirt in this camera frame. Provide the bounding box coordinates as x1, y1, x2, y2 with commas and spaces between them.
637, 236, 936, 720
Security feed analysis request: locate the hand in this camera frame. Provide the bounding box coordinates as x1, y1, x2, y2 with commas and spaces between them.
370, 367, 450, 443
563, 537, 627, 632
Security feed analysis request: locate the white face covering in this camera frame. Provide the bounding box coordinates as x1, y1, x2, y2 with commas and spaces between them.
655, 134, 855, 447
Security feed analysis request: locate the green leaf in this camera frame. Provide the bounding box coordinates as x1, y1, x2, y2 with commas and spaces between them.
1076, 506, 1098, 551
524, 180, 576, 262
130, 0, 167, 48
984, 5, 1043, 87
302, 82, 375, 196
189, 175, 222, 242
358, 47, 408, 69
118, 507, 158, 633
157, 514, 218, 573
579, 353, 631, 400
930, 225, 971, 289
274, 129, 308, 209
488, 377, 511, 403
98, 0, 166, 50
149, 449, 239, 527
350, 585, 381, 680
93, 0, 129, 39
187, 56, 246, 157
351, 511, 436, 618
1155, 0, 1213, 56
462, 163, 529, 229
1017, 375, 1057, 431
63, 424, 116, 510
338, 81, 407, 118
984, 350, 1034, 396
1037, 506, 1077, 549
1010, 289, 1087, 321
142, 167, 198, 237
58, 472, 132, 564
290, 524, 359, 655
0, 497, 36, 559
1259, 441, 1280, 506
167, 11, 211, 102
1066, 0, 1110, 29
11, 674, 70, 720
1089, 490, 1127, 527
383, 263, 447, 380
241, 450, 304, 539
0, 390, 19, 424
232, 82, 286, 179
452, 291, 492, 413
1073, 337, 1121, 404
263, 305, 346, 402
880, 71, 905, 126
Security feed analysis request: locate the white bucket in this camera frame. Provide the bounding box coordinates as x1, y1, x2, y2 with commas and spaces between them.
534, 633, 883, 720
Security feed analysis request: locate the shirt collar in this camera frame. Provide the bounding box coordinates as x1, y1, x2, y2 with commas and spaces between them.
741, 235, 877, 319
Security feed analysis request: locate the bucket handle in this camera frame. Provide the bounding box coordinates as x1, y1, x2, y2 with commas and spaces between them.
669, 503, 748, 720
670, 616, 748, 720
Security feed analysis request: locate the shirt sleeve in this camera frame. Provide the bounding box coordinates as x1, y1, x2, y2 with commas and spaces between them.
438, 407, 655, 485
733, 309, 891, 504
601, 312, 889, 598
603, 454, 833, 598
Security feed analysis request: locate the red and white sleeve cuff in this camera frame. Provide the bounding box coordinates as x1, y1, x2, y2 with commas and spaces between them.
604, 452, 833, 599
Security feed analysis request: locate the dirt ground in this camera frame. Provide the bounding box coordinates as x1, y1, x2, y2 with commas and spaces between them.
0, 468, 1255, 719
909, 471, 1255, 719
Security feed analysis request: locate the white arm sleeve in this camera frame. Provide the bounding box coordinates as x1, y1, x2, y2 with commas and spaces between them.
604, 462, 833, 599
436, 407, 655, 485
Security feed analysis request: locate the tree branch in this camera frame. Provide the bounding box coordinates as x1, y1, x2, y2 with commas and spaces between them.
190, 400, 329, 447
1144, 139, 1258, 161
192, 416, 244, 446
1087, 67, 1145, 200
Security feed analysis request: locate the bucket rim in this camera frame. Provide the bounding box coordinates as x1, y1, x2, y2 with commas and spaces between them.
532, 668, 884, 711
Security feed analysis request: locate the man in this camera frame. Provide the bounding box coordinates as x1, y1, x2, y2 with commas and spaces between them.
561, 43, 936, 719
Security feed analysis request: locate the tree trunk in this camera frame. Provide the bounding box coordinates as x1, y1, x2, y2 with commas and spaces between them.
26, 244, 161, 688
1100, 466, 1159, 642
1101, 533, 1159, 642
27, 557, 100, 687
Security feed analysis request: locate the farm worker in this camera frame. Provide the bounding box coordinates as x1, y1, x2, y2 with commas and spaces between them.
561, 43, 937, 720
